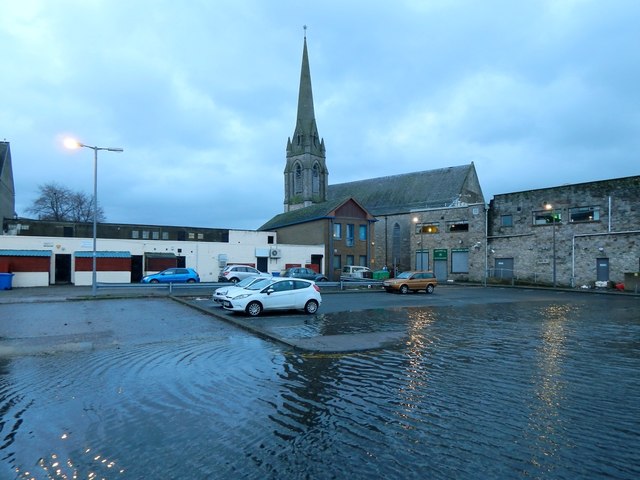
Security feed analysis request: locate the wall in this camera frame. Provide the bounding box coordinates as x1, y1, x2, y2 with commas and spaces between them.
0, 232, 324, 287
488, 176, 640, 286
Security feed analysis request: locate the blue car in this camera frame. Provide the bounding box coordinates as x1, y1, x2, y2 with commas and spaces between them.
141, 268, 200, 284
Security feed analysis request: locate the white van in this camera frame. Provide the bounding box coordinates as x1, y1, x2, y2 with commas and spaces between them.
340, 265, 373, 280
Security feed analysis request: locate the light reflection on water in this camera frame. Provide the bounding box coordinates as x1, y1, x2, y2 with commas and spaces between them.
1, 300, 639, 479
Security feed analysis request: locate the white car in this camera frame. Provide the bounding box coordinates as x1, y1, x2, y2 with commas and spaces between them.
222, 277, 322, 317
212, 275, 272, 305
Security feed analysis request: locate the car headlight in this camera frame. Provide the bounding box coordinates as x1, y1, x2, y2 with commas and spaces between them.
232, 294, 251, 300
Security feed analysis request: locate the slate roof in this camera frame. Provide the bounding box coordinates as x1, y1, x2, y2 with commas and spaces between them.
259, 197, 347, 231
327, 164, 478, 216
260, 163, 481, 230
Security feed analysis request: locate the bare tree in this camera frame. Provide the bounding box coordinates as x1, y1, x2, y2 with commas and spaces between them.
27, 182, 106, 222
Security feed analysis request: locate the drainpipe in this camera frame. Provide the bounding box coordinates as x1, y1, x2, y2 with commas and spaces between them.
329, 218, 334, 281
484, 205, 489, 286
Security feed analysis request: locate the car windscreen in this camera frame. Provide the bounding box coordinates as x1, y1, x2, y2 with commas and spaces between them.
236, 276, 258, 287
245, 278, 274, 290
396, 271, 412, 279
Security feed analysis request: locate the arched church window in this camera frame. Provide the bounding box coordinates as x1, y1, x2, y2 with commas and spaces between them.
294, 164, 302, 194
312, 163, 320, 194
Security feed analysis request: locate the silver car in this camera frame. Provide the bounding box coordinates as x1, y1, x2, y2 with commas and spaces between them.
218, 265, 267, 283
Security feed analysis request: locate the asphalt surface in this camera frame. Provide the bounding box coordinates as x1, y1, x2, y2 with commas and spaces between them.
1, 283, 637, 355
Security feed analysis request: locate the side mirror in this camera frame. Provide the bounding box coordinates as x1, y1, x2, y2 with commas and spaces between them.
266, 288, 275, 295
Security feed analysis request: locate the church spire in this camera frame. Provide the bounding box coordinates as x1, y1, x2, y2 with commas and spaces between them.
284, 28, 328, 212
287, 27, 325, 158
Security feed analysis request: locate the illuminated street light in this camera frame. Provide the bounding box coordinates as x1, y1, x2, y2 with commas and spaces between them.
544, 202, 557, 287
65, 138, 123, 295
413, 216, 424, 270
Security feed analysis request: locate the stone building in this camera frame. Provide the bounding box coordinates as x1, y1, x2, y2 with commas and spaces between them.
488, 176, 640, 287
262, 34, 486, 279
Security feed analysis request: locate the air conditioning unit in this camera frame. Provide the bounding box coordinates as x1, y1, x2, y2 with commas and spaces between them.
270, 248, 281, 258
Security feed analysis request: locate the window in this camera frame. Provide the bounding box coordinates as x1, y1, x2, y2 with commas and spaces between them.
188, 232, 195, 239
312, 163, 320, 194
570, 206, 600, 222
152, 231, 160, 240
359, 225, 367, 241
501, 215, 513, 227
346, 224, 355, 246
447, 221, 469, 232
333, 223, 342, 239
132, 230, 139, 239
346, 255, 354, 266
267, 236, 274, 245
294, 163, 302, 194
142, 231, 149, 240
197, 233, 204, 240
533, 210, 561, 225
416, 223, 439, 234
359, 255, 367, 266
333, 255, 342, 270
162, 232, 169, 240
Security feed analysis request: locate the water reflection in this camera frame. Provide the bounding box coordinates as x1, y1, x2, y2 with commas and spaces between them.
1, 299, 639, 479
526, 304, 573, 475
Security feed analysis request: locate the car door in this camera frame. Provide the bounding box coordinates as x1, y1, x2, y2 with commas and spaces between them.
264, 280, 296, 309
160, 268, 177, 283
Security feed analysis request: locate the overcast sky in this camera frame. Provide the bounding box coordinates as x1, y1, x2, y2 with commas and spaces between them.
2, 0, 638, 230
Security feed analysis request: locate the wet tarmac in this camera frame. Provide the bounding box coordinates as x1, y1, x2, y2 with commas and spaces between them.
1, 286, 639, 479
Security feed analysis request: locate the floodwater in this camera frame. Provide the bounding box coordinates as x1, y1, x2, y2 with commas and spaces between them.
1, 295, 639, 479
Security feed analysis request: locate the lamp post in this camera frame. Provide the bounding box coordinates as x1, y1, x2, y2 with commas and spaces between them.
413, 216, 424, 270
544, 202, 557, 287
65, 138, 123, 295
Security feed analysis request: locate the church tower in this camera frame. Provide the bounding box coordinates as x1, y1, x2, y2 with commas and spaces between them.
284, 30, 328, 212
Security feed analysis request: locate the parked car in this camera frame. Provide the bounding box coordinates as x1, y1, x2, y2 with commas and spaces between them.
221, 277, 321, 317
383, 271, 437, 294
141, 267, 200, 284
280, 267, 328, 282
218, 265, 266, 283
212, 275, 272, 305
340, 265, 373, 280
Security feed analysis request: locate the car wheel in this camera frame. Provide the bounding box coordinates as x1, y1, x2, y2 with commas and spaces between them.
426, 284, 435, 294
150, 279, 159, 284
246, 301, 262, 317
230, 277, 239, 284
304, 300, 319, 314
187, 278, 196, 283
400, 285, 409, 294
317, 277, 328, 282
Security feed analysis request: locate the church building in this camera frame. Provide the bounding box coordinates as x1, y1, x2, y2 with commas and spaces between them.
260, 34, 486, 281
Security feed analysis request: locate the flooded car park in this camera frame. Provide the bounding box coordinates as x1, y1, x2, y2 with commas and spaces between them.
1, 286, 638, 479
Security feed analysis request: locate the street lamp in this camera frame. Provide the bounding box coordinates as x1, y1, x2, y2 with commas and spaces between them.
544, 202, 557, 287
413, 216, 424, 270
65, 138, 123, 295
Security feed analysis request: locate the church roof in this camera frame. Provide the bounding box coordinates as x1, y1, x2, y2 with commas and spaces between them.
327, 163, 482, 216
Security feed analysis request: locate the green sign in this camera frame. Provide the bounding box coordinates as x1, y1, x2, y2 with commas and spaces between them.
434, 249, 448, 260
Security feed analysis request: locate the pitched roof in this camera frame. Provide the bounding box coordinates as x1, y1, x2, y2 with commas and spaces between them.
327, 163, 480, 215
259, 196, 374, 231
259, 197, 348, 231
